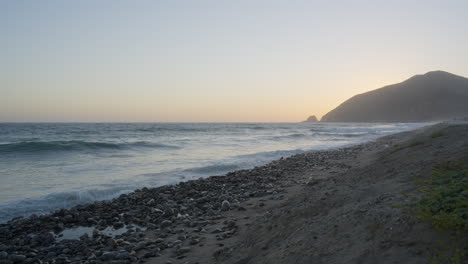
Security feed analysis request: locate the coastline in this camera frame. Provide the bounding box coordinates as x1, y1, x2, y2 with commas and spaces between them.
0, 122, 467, 263
1, 122, 425, 222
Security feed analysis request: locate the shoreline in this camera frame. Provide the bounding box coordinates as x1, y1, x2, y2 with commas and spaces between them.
0, 122, 466, 263
0, 122, 429, 224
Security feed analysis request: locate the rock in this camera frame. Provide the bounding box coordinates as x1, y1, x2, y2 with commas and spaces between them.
107, 238, 118, 248
8, 255, 26, 263
147, 198, 156, 206
172, 240, 183, 246
302, 115, 318, 122
221, 200, 231, 211
64, 215, 73, 222
113, 222, 124, 229
164, 208, 175, 216
176, 247, 191, 255
0, 252, 7, 259
154, 238, 164, 244
160, 220, 172, 228
53, 222, 64, 232
211, 228, 223, 234
101, 251, 119, 261
143, 252, 157, 258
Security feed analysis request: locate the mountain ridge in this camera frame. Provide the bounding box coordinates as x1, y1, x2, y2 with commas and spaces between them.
321, 71, 468, 122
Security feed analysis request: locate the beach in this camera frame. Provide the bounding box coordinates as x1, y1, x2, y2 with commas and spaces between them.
0, 122, 467, 264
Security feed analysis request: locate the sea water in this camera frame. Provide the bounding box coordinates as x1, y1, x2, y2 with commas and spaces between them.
0, 122, 430, 222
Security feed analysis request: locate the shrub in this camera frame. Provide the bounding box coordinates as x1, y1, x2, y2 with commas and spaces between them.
410, 162, 468, 263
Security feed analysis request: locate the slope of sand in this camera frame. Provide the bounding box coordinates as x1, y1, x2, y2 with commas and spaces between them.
150, 123, 467, 264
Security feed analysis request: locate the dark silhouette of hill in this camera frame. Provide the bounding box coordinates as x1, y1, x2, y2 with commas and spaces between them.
321, 71, 468, 122
302, 115, 318, 122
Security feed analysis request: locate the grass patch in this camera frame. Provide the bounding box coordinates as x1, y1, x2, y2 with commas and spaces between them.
431, 131, 444, 139
409, 162, 468, 263
413, 162, 468, 232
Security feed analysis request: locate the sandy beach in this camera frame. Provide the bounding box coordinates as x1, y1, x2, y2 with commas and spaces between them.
0, 122, 467, 264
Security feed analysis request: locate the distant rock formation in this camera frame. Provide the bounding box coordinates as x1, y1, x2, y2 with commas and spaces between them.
321, 71, 468, 122
303, 115, 318, 122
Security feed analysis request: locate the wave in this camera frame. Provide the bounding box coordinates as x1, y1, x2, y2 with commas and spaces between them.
315, 132, 369, 137
0, 187, 134, 223
271, 133, 308, 140
0, 140, 180, 154
185, 164, 241, 175
130, 126, 210, 133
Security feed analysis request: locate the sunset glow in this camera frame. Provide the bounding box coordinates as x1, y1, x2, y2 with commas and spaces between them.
2, 0, 468, 122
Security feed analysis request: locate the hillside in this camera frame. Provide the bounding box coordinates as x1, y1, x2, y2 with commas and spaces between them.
321, 71, 468, 122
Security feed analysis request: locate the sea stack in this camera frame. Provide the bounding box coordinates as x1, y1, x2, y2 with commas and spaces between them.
303, 115, 318, 122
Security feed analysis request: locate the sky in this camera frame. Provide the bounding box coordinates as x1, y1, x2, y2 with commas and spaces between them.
2, 0, 468, 122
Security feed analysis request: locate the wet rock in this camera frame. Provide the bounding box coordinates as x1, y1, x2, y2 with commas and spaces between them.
64, 215, 73, 223
107, 238, 118, 248
101, 251, 119, 261
113, 222, 124, 229
53, 222, 64, 232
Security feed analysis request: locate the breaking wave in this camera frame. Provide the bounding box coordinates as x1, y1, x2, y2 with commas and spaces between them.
0, 140, 180, 153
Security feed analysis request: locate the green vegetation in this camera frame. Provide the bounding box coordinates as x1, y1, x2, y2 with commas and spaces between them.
431, 131, 444, 139
410, 162, 468, 264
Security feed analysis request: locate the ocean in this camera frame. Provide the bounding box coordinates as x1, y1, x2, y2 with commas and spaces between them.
0, 122, 429, 222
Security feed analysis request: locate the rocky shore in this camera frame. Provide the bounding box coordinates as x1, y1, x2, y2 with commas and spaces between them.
1, 123, 467, 264
0, 140, 356, 263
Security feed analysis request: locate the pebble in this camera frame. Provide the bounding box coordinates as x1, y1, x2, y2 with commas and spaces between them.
161, 220, 172, 228
176, 247, 191, 255
221, 200, 231, 211
9, 254, 26, 263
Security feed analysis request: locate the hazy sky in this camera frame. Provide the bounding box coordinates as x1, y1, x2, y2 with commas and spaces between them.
2, 0, 468, 122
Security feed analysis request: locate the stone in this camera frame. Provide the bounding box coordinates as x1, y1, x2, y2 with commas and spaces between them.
107, 238, 118, 248
8, 255, 26, 263
160, 220, 172, 228
221, 200, 230, 211
176, 247, 191, 255
101, 251, 119, 261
